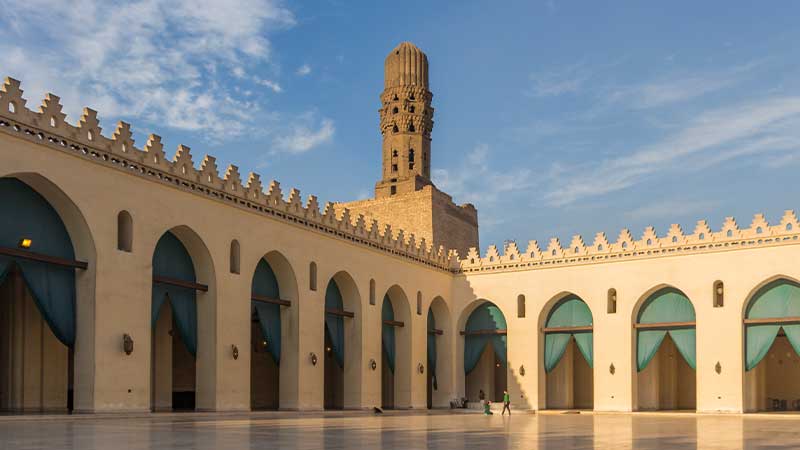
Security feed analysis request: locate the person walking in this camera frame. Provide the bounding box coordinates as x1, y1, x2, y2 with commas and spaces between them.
502, 390, 511, 415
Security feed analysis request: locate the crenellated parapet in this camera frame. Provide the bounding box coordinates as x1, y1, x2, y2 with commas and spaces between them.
0, 77, 456, 271
454, 212, 800, 274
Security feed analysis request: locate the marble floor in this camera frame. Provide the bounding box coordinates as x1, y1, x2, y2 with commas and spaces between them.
0, 410, 799, 449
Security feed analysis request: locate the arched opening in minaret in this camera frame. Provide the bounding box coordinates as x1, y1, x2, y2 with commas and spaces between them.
392, 124, 399, 133
392, 107, 398, 114
409, 105, 415, 113
408, 123, 415, 132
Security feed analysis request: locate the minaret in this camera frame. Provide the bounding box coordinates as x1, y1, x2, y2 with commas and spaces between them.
375, 42, 435, 198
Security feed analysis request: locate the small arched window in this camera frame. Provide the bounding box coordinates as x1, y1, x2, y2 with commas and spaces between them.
713, 280, 724, 308
408, 123, 415, 132
370, 279, 376, 305
607, 288, 617, 314
622, 242, 628, 249
392, 124, 399, 133
517, 294, 526, 318
392, 107, 398, 114
229, 239, 240, 274
698, 233, 705, 240
756, 227, 763, 234
309, 262, 317, 291
672, 236, 678, 243
409, 105, 415, 113
726, 229, 733, 238
416, 291, 422, 315
8, 102, 15, 114
117, 210, 133, 252
408, 149, 415, 162
50, 116, 56, 127
787, 223, 794, 231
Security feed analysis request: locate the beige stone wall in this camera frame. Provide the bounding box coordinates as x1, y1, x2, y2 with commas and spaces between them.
337, 185, 478, 258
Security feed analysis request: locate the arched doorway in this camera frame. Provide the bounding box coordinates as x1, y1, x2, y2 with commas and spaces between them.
323, 272, 361, 410
462, 301, 507, 407
0, 178, 87, 412
427, 296, 451, 409
151, 230, 208, 411
634, 287, 696, 411
380, 286, 411, 409
743, 278, 800, 412
542, 295, 593, 410
250, 258, 282, 410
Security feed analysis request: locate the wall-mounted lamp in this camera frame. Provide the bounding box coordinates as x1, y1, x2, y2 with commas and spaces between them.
231, 344, 239, 360
609, 363, 615, 375
496, 363, 501, 368
18, 238, 32, 249
370, 359, 377, 371
715, 361, 722, 374
122, 334, 134, 355
519, 365, 525, 376
310, 352, 318, 366
418, 363, 425, 374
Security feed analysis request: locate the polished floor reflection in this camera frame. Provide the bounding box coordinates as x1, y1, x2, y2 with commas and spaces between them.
0, 411, 798, 449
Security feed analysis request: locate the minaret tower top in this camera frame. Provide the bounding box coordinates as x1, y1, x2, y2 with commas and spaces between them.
375, 42, 435, 198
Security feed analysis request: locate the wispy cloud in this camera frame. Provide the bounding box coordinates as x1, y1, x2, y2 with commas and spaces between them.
624, 199, 716, 222
544, 96, 800, 206
0, 0, 295, 141
604, 63, 759, 109
296, 64, 312, 76
526, 63, 590, 97
433, 143, 535, 208
273, 116, 335, 154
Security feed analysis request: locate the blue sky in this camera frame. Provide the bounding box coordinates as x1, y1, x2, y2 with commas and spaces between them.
2, 1, 800, 253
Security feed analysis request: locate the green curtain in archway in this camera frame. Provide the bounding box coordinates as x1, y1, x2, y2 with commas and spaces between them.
325, 280, 345, 368
152, 232, 198, 357
252, 258, 281, 364
0, 178, 77, 348
464, 303, 507, 374
544, 296, 593, 372
382, 296, 396, 373
745, 280, 800, 370
636, 288, 696, 371
427, 309, 437, 390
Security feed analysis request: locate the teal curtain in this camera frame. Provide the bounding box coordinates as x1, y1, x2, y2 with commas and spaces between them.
544, 333, 571, 372
574, 333, 594, 369
427, 309, 437, 390
0, 178, 77, 348
464, 302, 507, 374
252, 258, 281, 364
324, 280, 345, 368
745, 280, 800, 370
637, 330, 667, 371
636, 288, 696, 371
636, 329, 696, 371
544, 296, 594, 371
152, 232, 198, 357
637, 288, 695, 323
382, 295, 396, 373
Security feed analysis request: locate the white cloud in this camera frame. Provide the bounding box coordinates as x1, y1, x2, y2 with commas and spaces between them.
433, 143, 534, 207
544, 96, 800, 206
624, 199, 715, 222
605, 63, 757, 109
255, 77, 283, 93
527, 64, 590, 97
296, 64, 311, 76
0, 0, 295, 141
274, 117, 335, 154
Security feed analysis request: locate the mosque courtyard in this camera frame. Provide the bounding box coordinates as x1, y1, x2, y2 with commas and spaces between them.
0, 410, 798, 450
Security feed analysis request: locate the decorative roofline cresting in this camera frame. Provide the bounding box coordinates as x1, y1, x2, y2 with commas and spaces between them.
458, 212, 800, 274
0, 77, 454, 270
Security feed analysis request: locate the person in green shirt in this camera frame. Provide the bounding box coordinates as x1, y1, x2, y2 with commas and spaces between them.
502, 390, 511, 415
483, 400, 493, 415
